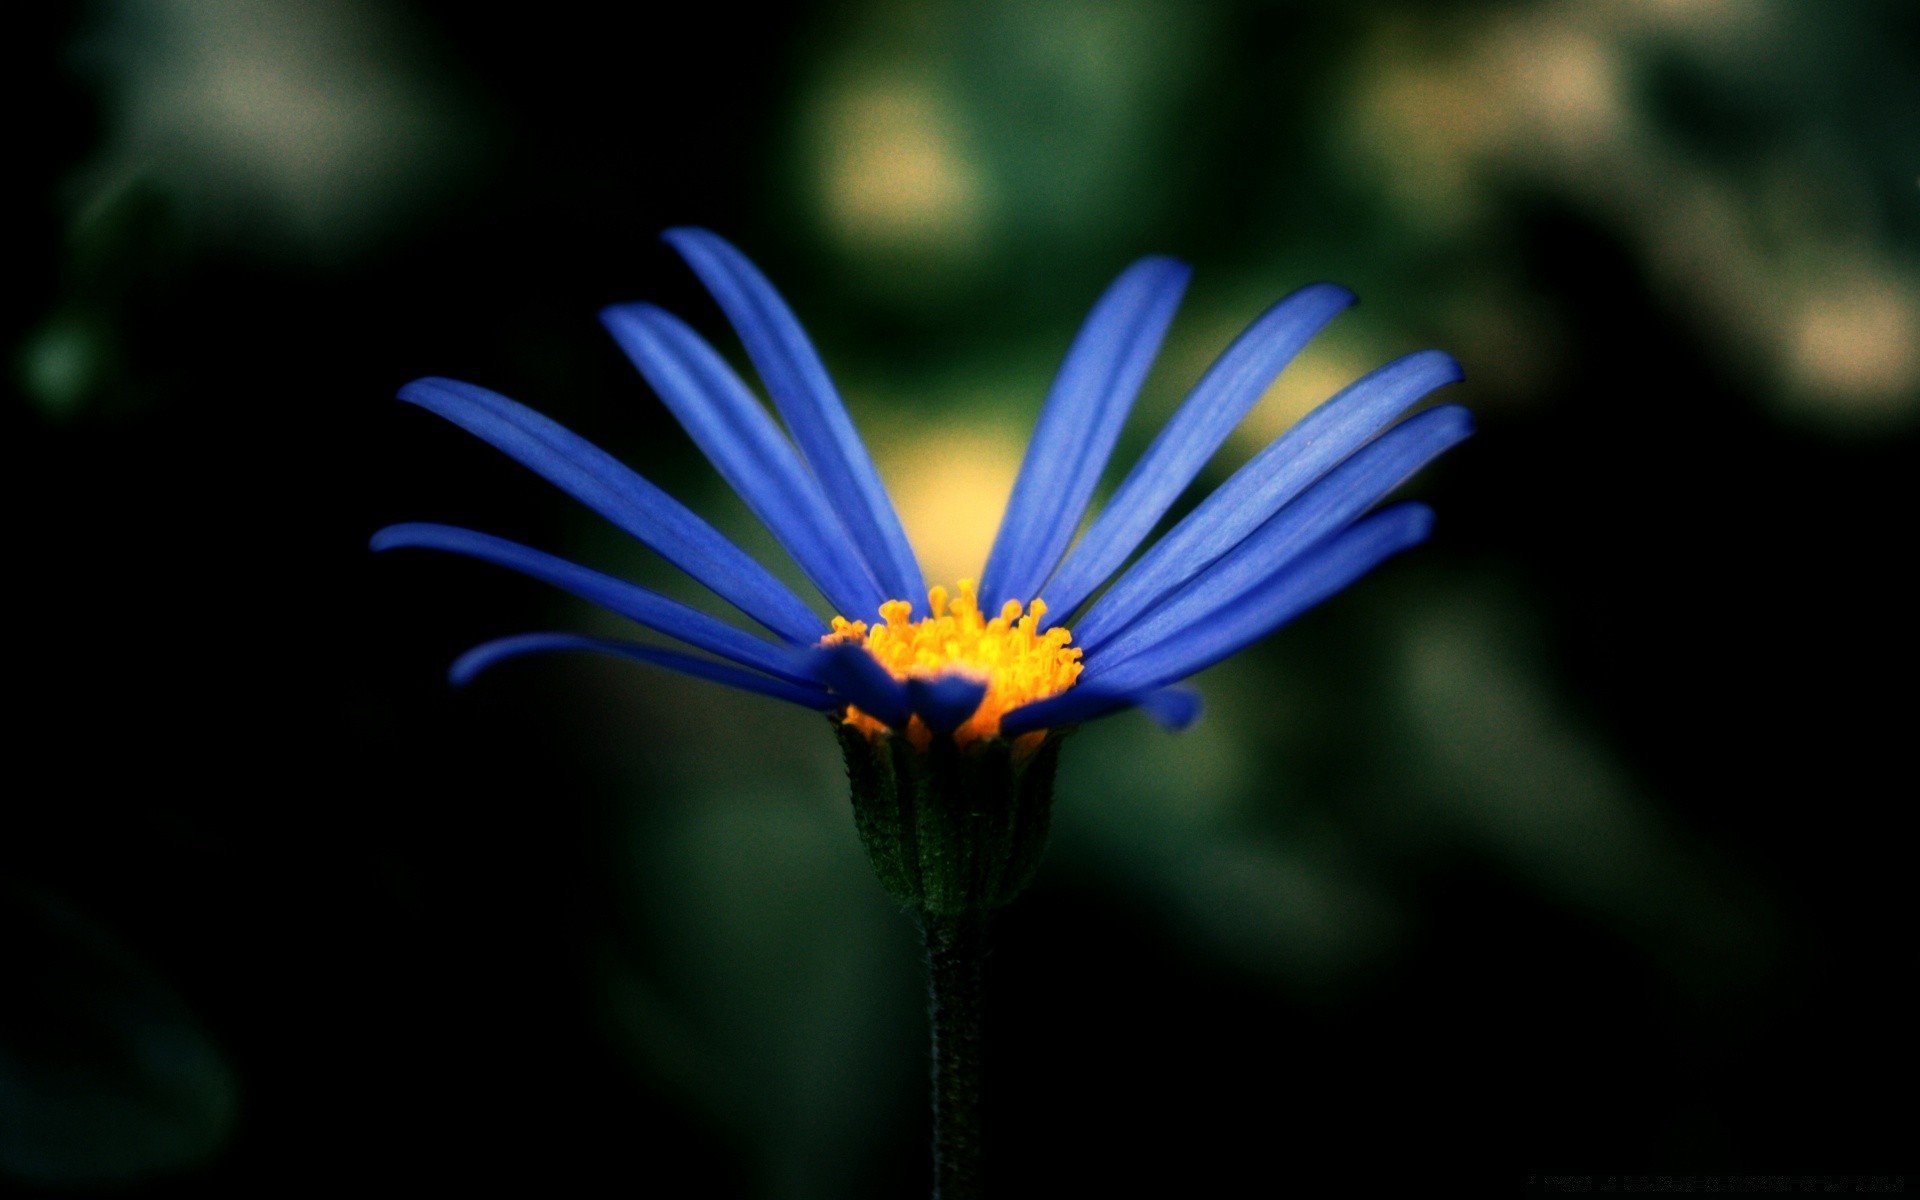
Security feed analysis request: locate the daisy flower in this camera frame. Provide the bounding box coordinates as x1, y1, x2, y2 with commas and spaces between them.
375, 228, 1469, 766
379, 229, 1468, 1194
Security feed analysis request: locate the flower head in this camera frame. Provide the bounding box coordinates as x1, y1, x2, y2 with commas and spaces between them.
824, 581, 1081, 749
376, 228, 1468, 752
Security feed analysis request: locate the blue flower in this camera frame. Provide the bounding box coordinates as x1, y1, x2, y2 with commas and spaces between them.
375, 228, 1468, 746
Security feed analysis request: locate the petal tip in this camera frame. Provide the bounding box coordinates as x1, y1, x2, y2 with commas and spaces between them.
1141, 686, 1204, 731
1425, 349, 1466, 386
660, 225, 720, 249
1308, 281, 1360, 310
907, 674, 989, 735
597, 300, 663, 333
396, 376, 452, 405
447, 648, 490, 688
1397, 501, 1438, 543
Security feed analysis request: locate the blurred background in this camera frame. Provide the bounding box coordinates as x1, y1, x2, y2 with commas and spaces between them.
8, 0, 1915, 1193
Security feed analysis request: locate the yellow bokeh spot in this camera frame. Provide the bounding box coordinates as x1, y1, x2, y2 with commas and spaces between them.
822, 580, 1082, 748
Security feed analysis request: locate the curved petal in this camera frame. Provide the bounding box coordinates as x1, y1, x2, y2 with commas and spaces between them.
1086, 502, 1436, 695
1037, 281, 1355, 620
663, 227, 927, 608
398, 376, 824, 644
451, 632, 838, 709
600, 303, 888, 621
998, 682, 1203, 738
808, 644, 912, 729
371, 522, 819, 684
979, 256, 1192, 608
906, 675, 989, 736
1084, 404, 1472, 674
1072, 350, 1461, 651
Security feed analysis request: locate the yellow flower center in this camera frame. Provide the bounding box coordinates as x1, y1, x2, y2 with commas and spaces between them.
822, 579, 1082, 748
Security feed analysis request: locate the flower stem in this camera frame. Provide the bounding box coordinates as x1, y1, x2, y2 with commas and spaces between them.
924, 910, 986, 1200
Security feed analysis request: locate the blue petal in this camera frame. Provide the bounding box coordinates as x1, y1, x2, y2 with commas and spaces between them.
398, 376, 825, 644
1137, 685, 1205, 730
1084, 404, 1472, 674
906, 675, 989, 735
978, 256, 1192, 609
451, 632, 839, 709
1071, 350, 1461, 651
663, 228, 927, 609
600, 303, 888, 621
807, 644, 912, 729
1037, 282, 1355, 620
998, 682, 1203, 738
1086, 502, 1436, 694
371, 522, 819, 685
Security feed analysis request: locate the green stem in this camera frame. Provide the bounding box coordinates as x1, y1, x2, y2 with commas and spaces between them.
924, 911, 986, 1200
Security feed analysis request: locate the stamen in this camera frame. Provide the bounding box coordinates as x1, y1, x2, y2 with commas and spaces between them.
822, 579, 1082, 747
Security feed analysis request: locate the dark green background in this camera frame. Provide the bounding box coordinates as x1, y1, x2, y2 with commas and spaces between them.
10, 1, 1914, 1193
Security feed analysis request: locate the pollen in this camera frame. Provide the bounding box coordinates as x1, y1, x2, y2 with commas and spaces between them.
822, 579, 1082, 747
